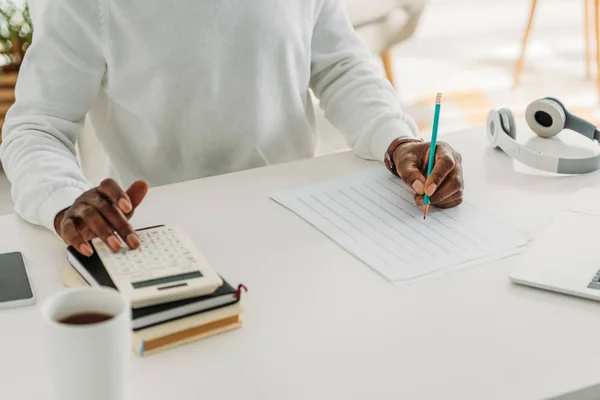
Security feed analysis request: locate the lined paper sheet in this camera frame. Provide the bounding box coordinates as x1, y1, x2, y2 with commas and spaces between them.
271, 167, 530, 282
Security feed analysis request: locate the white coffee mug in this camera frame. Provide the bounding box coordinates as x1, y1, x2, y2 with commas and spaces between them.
41, 287, 131, 400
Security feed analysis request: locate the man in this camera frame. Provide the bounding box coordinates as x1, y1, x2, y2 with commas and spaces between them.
0, 0, 463, 257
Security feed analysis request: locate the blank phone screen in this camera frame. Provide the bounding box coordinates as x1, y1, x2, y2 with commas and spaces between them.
0, 252, 33, 302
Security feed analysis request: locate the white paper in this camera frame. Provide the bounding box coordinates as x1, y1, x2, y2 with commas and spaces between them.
565, 188, 600, 217
271, 167, 530, 282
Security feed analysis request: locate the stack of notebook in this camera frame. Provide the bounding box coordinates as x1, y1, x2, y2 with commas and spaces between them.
63, 245, 246, 356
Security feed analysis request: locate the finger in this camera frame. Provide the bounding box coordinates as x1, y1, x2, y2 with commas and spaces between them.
414, 194, 424, 207
80, 224, 96, 242
429, 175, 463, 204
60, 217, 93, 256
72, 205, 122, 252
436, 198, 463, 209
434, 190, 463, 207
396, 159, 426, 195
415, 186, 463, 208
97, 179, 131, 214
424, 147, 456, 196
91, 197, 140, 249
125, 180, 149, 216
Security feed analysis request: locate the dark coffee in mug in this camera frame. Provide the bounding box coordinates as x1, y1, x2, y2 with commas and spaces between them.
59, 312, 114, 325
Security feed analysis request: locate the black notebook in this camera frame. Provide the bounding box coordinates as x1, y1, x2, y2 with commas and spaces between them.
66, 246, 240, 331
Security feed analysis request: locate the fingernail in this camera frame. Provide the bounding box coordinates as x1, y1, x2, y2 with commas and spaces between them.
79, 243, 93, 256
127, 234, 140, 249
412, 181, 424, 194
107, 235, 121, 251
118, 198, 132, 213
426, 184, 437, 196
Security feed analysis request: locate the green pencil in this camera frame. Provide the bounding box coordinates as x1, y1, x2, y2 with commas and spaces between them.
423, 92, 442, 220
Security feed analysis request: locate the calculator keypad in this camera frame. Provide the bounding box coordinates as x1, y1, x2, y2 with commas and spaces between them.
95, 227, 198, 278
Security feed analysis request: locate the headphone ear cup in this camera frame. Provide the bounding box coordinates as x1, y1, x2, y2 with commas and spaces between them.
486, 110, 499, 148
487, 109, 514, 149
525, 98, 566, 138
499, 108, 517, 140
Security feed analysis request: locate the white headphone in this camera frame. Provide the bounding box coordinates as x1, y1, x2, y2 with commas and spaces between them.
487, 97, 600, 174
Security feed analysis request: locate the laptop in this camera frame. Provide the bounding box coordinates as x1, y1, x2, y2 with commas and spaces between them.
509, 188, 600, 301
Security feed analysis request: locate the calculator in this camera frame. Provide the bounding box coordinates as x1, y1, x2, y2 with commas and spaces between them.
91, 225, 223, 308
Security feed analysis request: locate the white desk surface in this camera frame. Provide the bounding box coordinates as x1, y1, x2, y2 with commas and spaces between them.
3, 123, 600, 400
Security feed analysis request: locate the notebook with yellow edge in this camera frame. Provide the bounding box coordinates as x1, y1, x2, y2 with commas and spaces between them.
61, 265, 243, 356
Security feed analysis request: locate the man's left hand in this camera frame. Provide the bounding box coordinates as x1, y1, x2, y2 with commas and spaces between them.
393, 140, 464, 209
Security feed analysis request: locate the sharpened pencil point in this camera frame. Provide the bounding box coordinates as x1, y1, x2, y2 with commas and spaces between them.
423, 205, 429, 220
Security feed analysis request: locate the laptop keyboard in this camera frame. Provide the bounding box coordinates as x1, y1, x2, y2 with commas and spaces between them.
587, 270, 600, 290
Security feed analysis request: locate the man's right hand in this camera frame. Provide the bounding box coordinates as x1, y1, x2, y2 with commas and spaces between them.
54, 179, 149, 257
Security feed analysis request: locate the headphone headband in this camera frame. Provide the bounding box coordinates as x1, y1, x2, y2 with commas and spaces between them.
487, 101, 600, 174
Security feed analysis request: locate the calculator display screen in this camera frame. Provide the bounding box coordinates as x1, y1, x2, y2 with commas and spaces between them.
131, 271, 203, 289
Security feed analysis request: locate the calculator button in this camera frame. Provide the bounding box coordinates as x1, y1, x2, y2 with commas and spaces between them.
131, 273, 151, 281
117, 264, 131, 272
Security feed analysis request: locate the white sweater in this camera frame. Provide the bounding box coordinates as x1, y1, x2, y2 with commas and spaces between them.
0, 0, 418, 233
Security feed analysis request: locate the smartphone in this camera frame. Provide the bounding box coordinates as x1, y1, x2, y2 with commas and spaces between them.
0, 252, 35, 309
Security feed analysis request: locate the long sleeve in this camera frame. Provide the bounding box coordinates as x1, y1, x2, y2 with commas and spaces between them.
310, 0, 418, 161
0, 0, 105, 232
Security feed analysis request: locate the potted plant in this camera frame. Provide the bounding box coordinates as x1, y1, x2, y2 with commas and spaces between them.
0, 0, 31, 69
0, 0, 31, 134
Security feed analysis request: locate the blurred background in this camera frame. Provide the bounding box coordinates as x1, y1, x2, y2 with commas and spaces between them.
0, 0, 596, 215
318, 0, 599, 154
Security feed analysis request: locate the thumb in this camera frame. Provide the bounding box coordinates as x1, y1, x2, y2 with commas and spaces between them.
126, 180, 149, 211
424, 147, 456, 196
397, 161, 426, 195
